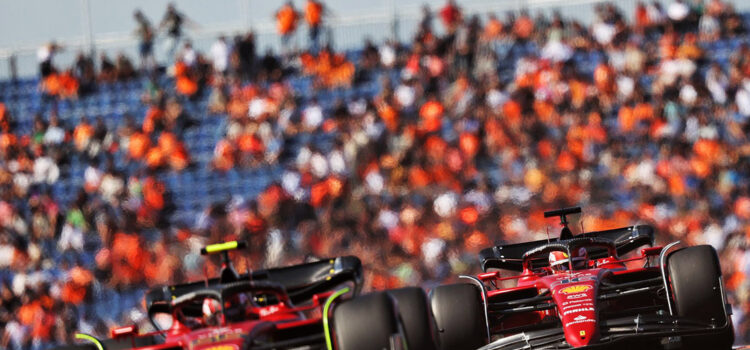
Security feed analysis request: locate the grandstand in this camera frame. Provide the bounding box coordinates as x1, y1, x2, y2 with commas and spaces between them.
2, 0, 750, 348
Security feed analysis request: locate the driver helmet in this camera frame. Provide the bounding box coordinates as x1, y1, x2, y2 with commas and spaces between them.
202, 298, 224, 326
549, 248, 589, 272
548, 251, 570, 272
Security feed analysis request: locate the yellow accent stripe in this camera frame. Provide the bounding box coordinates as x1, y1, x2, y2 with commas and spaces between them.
205, 241, 239, 254
323, 287, 350, 350
75, 333, 104, 350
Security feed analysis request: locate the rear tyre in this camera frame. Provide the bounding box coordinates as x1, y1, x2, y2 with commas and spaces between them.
667, 245, 733, 349
429, 283, 487, 350
333, 292, 400, 350
388, 287, 438, 350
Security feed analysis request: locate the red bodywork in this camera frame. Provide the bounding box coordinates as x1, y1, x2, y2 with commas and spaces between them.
477, 246, 663, 348
111, 289, 336, 350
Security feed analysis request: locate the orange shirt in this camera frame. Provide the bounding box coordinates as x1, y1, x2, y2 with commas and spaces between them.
618, 106, 635, 132
277, 4, 298, 34
43, 74, 62, 96
419, 100, 444, 133
73, 122, 94, 151
458, 132, 479, 158
593, 64, 614, 93
214, 139, 235, 171
60, 71, 79, 98
305, 0, 322, 26
128, 131, 151, 160
377, 101, 399, 132
145, 146, 165, 169
143, 107, 164, 134
143, 176, 165, 210
238, 133, 264, 154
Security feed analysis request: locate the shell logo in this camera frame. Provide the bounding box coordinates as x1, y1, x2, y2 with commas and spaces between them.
203, 345, 239, 350
559, 285, 591, 294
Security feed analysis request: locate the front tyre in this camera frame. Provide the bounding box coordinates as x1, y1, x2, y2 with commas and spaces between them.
429, 283, 487, 350
388, 287, 438, 350
667, 245, 733, 349
333, 292, 401, 350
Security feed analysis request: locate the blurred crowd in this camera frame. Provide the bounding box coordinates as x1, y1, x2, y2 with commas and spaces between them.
3, 0, 750, 348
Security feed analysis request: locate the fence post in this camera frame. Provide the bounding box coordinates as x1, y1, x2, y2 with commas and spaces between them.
9, 54, 17, 82
390, 0, 399, 43
80, 0, 95, 57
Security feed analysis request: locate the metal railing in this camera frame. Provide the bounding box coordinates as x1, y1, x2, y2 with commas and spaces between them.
1, 0, 748, 81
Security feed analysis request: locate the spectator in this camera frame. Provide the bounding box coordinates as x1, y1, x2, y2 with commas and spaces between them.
439, 0, 462, 33
276, 1, 300, 57
134, 9, 155, 72
159, 2, 196, 61
210, 36, 230, 75
37, 42, 60, 78
304, 0, 325, 52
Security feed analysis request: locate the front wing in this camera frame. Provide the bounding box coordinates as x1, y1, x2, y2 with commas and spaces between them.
478, 315, 732, 350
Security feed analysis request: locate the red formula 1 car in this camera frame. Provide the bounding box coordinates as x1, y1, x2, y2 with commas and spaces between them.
430, 207, 734, 350
59, 241, 436, 350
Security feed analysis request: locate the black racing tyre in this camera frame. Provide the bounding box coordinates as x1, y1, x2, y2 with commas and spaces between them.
388, 287, 438, 350
667, 245, 734, 349
429, 283, 487, 350
333, 292, 400, 350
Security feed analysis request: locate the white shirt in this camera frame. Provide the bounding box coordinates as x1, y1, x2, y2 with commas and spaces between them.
592, 22, 616, 45
84, 165, 103, 189
181, 47, 197, 66
210, 40, 229, 72
395, 84, 416, 107
37, 45, 51, 62
248, 97, 267, 119
44, 125, 65, 144
541, 40, 573, 62
309, 152, 329, 178
379, 44, 396, 67
736, 84, 750, 117
328, 149, 347, 175
302, 104, 324, 130
667, 1, 690, 21
58, 223, 84, 252
33, 156, 60, 184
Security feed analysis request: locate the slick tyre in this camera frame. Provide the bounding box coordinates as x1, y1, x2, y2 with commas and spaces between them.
429, 283, 487, 350
667, 245, 733, 349
333, 292, 400, 350
388, 287, 438, 350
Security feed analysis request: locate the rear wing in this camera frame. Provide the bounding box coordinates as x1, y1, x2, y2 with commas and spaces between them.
146, 255, 363, 313
479, 225, 655, 272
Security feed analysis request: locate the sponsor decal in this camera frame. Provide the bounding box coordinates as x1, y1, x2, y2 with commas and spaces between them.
559, 285, 591, 294
190, 330, 243, 347
567, 319, 597, 325
203, 346, 239, 350
562, 307, 595, 316
566, 293, 587, 299
562, 302, 594, 310
580, 330, 586, 337
574, 315, 587, 321
259, 305, 280, 317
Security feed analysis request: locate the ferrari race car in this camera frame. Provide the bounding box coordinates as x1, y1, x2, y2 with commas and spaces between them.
430, 207, 734, 350
58, 241, 437, 350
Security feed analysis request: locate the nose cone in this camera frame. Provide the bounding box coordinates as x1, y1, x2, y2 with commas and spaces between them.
563, 313, 598, 347
551, 282, 600, 347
